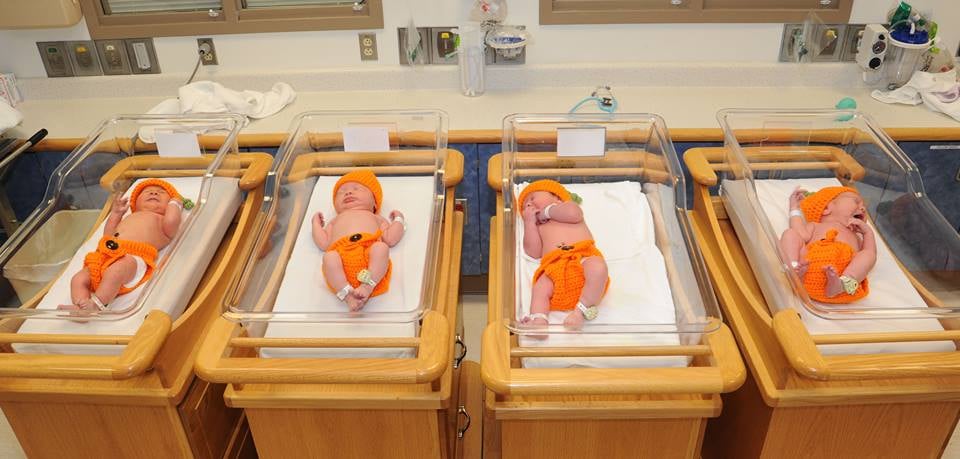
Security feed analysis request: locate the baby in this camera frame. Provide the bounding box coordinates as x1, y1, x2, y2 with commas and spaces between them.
60, 179, 185, 314
312, 169, 405, 311
779, 186, 877, 303
518, 179, 609, 332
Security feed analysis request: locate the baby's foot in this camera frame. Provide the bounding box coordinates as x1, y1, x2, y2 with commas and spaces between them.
57, 302, 92, 323
824, 266, 843, 297
520, 313, 549, 340
346, 294, 363, 311
563, 309, 586, 330
349, 285, 374, 311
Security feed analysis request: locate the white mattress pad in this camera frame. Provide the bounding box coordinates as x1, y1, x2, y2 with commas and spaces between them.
728, 177, 954, 355
515, 181, 690, 369
14, 176, 241, 355
261, 175, 435, 359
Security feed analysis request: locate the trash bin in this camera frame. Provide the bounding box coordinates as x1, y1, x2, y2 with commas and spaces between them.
4, 209, 101, 303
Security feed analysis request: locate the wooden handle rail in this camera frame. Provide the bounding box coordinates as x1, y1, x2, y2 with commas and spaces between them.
99, 153, 272, 191
481, 320, 745, 395
773, 310, 960, 381
195, 310, 449, 384
0, 311, 171, 380
683, 146, 866, 187
287, 150, 463, 187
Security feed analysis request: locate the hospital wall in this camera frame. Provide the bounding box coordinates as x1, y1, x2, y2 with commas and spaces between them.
0, 0, 958, 79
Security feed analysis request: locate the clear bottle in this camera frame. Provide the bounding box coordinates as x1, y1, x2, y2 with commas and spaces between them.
459, 45, 485, 97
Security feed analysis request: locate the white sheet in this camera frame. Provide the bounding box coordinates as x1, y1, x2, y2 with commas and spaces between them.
14, 176, 241, 355
261, 176, 435, 359
515, 181, 689, 369
732, 177, 953, 355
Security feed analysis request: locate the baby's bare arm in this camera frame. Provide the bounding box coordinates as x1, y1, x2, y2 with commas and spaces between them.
312, 212, 331, 250
104, 195, 128, 235
521, 219, 542, 258
161, 203, 182, 238
545, 202, 583, 224
381, 212, 405, 247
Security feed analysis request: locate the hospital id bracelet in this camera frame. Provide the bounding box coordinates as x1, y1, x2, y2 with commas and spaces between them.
839, 275, 860, 295
789, 209, 804, 219
90, 293, 108, 311
168, 200, 183, 210
336, 285, 354, 301
542, 203, 558, 220
577, 302, 598, 321
357, 269, 378, 287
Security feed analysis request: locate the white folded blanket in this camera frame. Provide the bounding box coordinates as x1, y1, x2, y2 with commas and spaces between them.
872, 68, 960, 123
0, 99, 22, 134
141, 81, 296, 142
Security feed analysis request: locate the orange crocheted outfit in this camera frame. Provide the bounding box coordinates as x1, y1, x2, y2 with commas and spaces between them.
533, 240, 609, 311
802, 228, 869, 303
325, 231, 391, 297
83, 236, 158, 295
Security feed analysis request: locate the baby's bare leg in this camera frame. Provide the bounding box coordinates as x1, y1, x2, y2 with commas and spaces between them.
322, 251, 349, 291
69, 268, 92, 304
352, 242, 390, 309
565, 256, 608, 329
90, 256, 137, 306
842, 249, 876, 282
522, 275, 553, 339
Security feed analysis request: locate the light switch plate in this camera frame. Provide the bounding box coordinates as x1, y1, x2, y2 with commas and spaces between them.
95, 39, 131, 75
65, 40, 103, 76
124, 38, 161, 74
37, 42, 73, 78
398, 27, 431, 65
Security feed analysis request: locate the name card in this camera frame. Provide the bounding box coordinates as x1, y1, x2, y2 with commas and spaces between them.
155, 131, 202, 158
557, 127, 606, 157
343, 126, 391, 152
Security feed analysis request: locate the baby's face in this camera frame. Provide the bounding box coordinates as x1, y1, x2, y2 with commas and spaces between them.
826, 192, 867, 221
135, 185, 172, 213
334, 182, 376, 213
523, 190, 562, 211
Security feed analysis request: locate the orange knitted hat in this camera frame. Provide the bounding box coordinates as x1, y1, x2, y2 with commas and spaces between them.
517, 179, 571, 208
800, 186, 859, 223
334, 169, 383, 213
129, 179, 182, 212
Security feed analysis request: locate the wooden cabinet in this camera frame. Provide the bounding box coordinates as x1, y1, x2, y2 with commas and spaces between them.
541, 0, 853, 24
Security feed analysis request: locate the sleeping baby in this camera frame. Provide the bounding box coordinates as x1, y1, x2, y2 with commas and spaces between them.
312, 169, 405, 311
60, 179, 186, 314
779, 186, 877, 303
518, 179, 609, 332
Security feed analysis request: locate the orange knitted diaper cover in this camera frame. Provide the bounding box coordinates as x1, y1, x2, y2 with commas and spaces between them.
802, 229, 869, 304
533, 240, 610, 311
325, 231, 392, 298
83, 236, 158, 296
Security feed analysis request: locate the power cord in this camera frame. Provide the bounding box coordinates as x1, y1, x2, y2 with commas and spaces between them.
569, 85, 618, 113
184, 43, 212, 86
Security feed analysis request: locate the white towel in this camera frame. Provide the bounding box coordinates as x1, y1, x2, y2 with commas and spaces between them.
0, 99, 22, 134
872, 68, 960, 123
140, 81, 296, 142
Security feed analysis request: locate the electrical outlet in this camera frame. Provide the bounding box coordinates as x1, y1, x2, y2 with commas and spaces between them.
358, 33, 378, 61
95, 39, 131, 75
398, 27, 432, 65
197, 38, 218, 66
811, 24, 845, 62
125, 38, 160, 74
37, 42, 73, 77
65, 41, 102, 76
841, 24, 866, 62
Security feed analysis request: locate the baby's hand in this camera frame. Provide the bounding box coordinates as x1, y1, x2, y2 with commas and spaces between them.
789, 188, 807, 209
313, 211, 325, 228
112, 196, 129, 215
847, 218, 871, 235
521, 203, 538, 223
389, 210, 404, 223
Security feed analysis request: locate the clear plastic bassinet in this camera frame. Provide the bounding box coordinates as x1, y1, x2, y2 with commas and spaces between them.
0, 114, 245, 322
717, 109, 960, 319
223, 110, 447, 326
499, 113, 721, 340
